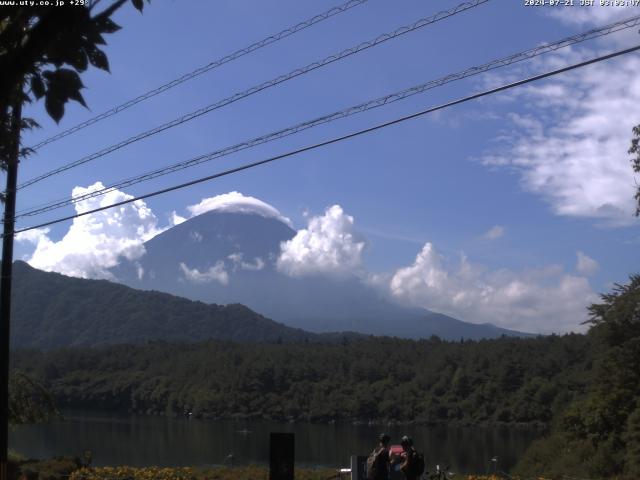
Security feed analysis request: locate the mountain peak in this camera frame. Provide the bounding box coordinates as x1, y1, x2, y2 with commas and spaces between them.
110, 208, 532, 340
183, 191, 293, 227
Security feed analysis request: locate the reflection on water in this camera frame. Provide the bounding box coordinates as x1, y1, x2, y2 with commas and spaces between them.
10, 411, 543, 473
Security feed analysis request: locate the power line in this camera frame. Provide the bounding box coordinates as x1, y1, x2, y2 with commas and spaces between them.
17, 0, 489, 190
15, 13, 638, 217
9, 43, 640, 237
14, 14, 640, 220
27, 0, 370, 152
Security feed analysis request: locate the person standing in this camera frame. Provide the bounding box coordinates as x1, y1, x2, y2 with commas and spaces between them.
367, 433, 391, 480
394, 436, 424, 480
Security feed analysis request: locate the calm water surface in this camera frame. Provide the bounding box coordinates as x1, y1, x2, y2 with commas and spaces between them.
10, 411, 543, 474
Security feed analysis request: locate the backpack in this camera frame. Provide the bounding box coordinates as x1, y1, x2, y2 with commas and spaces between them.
415, 452, 425, 476
366, 447, 384, 480
410, 449, 425, 477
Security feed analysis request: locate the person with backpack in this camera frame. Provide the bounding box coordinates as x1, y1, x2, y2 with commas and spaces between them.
393, 435, 425, 480
366, 433, 391, 480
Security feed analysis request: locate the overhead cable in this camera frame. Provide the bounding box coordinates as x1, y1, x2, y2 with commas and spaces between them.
9, 43, 640, 237
14, 13, 640, 220
27, 0, 370, 151
17, 0, 489, 190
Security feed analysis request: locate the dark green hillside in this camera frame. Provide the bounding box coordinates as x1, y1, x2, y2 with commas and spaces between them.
515, 276, 640, 479
10, 261, 315, 348
13, 334, 591, 426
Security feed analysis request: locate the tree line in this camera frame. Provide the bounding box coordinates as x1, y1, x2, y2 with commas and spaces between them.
514, 275, 640, 479
12, 333, 591, 427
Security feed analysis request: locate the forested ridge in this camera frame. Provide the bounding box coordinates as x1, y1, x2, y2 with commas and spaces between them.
10, 261, 321, 348
12, 333, 591, 426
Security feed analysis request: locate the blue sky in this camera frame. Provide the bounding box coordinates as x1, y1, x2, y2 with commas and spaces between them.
11, 0, 640, 333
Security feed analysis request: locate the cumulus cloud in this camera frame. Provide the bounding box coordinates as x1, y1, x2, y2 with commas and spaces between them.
479, 31, 640, 226
17, 189, 295, 280
576, 251, 599, 276
15, 227, 50, 244
482, 225, 505, 240
179, 261, 229, 285
228, 253, 265, 271
17, 182, 163, 279
170, 211, 187, 226
186, 191, 292, 227
389, 243, 597, 333
277, 205, 365, 277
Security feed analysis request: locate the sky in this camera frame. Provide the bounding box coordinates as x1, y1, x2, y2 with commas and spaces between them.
9, 0, 640, 334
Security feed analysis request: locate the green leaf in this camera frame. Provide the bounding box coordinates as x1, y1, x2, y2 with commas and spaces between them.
20, 147, 36, 159
66, 69, 85, 87
20, 118, 41, 131
86, 45, 109, 72
68, 48, 89, 72
30, 75, 45, 99
68, 89, 87, 108
45, 94, 65, 124
51, 68, 85, 91
95, 17, 121, 34
42, 68, 88, 121
85, 25, 106, 46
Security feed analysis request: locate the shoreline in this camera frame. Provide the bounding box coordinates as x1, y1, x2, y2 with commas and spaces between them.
56, 406, 551, 430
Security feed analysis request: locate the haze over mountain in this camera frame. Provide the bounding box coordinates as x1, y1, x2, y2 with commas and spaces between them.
110, 201, 531, 340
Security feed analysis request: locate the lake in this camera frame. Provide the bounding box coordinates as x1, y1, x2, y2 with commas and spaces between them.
9, 411, 543, 474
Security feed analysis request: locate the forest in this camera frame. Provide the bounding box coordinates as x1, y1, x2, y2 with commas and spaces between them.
515, 276, 640, 478
10, 275, 640, 478
12, 334, 591, 427
10, 261, 319, 348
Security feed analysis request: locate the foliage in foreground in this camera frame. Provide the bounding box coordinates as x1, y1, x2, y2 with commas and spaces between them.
8, 371, 58, 425
8, 458, 555, 480
9, 455, 80, 480
13, 333, 591, 426
7, 453, 558, 480
515, 276, 640, 479
68, 466, 543, 480
1, 0, 150, 176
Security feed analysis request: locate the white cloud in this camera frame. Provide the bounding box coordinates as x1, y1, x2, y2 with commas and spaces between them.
482, 225, 505, 240
277, 205, 365, 277
135, 262, 144, 281
548, 4, 635, 29
186, 191, 292, 227
16, 189, 294, 280
480, 39, 640, 226
389, 242, 597, 333
228, 252, 265, 271
576, 250, 599, 276
16, 182, 163, 279
179, 261, 229, 285
170, 211, 187, 226
190, 230, 203, 243
15, 227, 50, 244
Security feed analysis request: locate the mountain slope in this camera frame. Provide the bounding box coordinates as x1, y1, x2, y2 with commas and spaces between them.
10, 261, 318, 349
111, 210, 532, 340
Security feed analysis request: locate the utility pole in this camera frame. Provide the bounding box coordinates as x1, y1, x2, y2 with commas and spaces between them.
0, 93, 22, 480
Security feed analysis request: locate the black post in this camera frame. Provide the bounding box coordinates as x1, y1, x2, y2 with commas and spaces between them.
0, 96, 22, 480
269, 432, 294, 480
